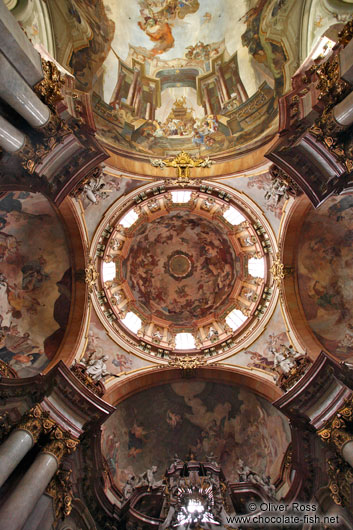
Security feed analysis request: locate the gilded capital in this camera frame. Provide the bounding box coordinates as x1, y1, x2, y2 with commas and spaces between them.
42, 426, 80, 464
16, 404, 50, 444
317, 395, 353, 455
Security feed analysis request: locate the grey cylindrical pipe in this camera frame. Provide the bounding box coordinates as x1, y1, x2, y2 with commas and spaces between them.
0, 452, 58, 530
333, 90, 353, 128
0, 429, 34, 488
0, 114, 25, 152
0, 51, 50, 128
341, 439, 353, 467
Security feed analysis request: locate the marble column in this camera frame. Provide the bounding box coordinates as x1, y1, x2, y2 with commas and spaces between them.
0, 51, 50, 128
333, 90, 353, 128
145, 101, 152, 120
203, 87, 212, 115
0, 115, 25, 153
341, 440, 353, 468
127, 69, 139, 107
0, 452, 58, 530
216, 65, 230, 101
237, 77, 249, 103
215, 77, 225, 108
110, 72, 125, 108
0, 429, 34, 488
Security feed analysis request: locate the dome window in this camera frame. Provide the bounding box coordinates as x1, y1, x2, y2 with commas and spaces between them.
102, 261, 116, 282
248, 257, 265, 278
121, 312, 142, 334
175, 333, 195, 349
171, 190, 191, 203
223, 206, 245, 225
226, 309, 247, 331
120, 210, 139, 228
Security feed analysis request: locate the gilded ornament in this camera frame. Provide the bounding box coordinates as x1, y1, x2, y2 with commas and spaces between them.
270, 252, 292, 287
317, 395, 353, 453
42, 426, 79, 463
34, 59, 65, 110
327, 456, 353, 507
0, 359, 17, 378
85, 258, 98, 294
168, 355, 207, 370
151, 151, 214, 186
16, 404, 50, 444
71, 363, 105, 397
338, 19, 353, 47
46, 468, 73, 520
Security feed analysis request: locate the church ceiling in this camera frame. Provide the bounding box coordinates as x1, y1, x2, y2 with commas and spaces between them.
41, 0, 305, 161
101, 381, 291, 491
123, 211, 238, 325
297, 194, 353, 359
0, 192, 71, 377
91, 180, 279, 359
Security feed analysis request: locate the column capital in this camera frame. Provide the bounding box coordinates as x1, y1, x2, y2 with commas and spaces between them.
41, 426, 80, 464
317, 395, 353, 454
16, 404, 50, 444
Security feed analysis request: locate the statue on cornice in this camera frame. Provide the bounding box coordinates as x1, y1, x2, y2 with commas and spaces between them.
123, 475, 137, 501
271, 344, 302, 376
81, 354, 109, 381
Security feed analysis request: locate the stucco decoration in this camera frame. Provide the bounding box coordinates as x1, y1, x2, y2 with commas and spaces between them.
0, 192, 71, 376
123, 212, 238, 325
297, 194, 353, 359
101, 381, 291, 491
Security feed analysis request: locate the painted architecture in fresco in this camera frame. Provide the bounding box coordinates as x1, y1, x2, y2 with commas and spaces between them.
0, 192, 71, 377
101, 381, 291, 490
44, 0, 301, 158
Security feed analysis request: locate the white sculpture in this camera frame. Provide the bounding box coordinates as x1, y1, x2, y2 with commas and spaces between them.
82, 354, 109, 381
137, 465, 162, 490
271, 344, 302, 376
123, 475, 136, 501
265, 178, 291, 205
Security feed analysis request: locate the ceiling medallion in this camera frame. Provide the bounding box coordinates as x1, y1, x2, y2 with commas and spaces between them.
151, 151, 214, 186
166, 250, 194, 281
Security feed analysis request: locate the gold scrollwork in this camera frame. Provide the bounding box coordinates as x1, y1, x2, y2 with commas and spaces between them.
317, 396, 353, 453
270, 251, 293, 288
34, 59, 65, 110
85, 258, 98, 294
46, 468, 73, 520
168, 355, 207, 370
327, 456, 353, 507
151, 151, 214, 186
42, 426, 80, 463
16, 404, 50, 444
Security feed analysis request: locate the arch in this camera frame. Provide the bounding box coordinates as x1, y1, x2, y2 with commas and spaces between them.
43, 196, 88, 372
280, 194, 325, 359
103, 364, 283, 406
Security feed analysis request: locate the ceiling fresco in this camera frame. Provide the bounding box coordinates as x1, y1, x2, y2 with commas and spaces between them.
0, 192, 71, 377
101, 381, 291, 491
94, 184, 273, 356
123, 212, 238, 325
48, 0, 300, 159
297, 193, 353, 360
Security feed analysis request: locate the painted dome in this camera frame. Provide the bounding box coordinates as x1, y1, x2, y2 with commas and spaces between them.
92, 182, 278, 358
123, 211, 239, 325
